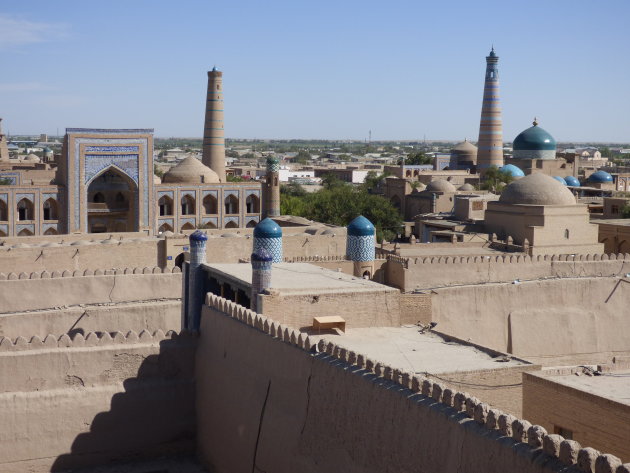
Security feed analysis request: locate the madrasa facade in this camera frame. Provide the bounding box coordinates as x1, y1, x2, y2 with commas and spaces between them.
0, 69, 262, 237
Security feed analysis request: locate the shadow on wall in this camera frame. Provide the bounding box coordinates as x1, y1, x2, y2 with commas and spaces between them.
50, 333, 197, 472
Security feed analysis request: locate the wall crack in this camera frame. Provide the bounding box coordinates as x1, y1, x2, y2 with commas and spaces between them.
252, 379, 271, 473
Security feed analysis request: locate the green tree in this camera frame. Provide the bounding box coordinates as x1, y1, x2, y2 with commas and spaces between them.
361, 171, 390, 193
400, 151, 432, 166
279, 179, 402, 242
281, 182, 307, 197
227, 175, 245, 182
621, 203, 630, 218
0, 178, 12, 185
294, 150, 311, 164
153, 164, 164, 179
480, 166, 514, 193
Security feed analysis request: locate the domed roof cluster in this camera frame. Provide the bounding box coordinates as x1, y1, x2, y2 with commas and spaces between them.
347, 215, 375, 236
552, 176, 567, 185
162, 157, 220, 184
499, 173, 576, 206
458, 183, 475, 191
24, 154, 41, 162
500, 164, 525, 178
512, 119, 557, 160
587, 170, 613, 183
452, 140, 477, 153
426, 179, 456, 193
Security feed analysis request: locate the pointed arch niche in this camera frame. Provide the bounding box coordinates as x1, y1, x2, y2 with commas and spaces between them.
86, 166, 138, 233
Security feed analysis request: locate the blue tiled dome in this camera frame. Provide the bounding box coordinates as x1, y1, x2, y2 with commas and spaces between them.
253, 218, 282, 238
189, 230, 208, 242
587, 170, 613, 183
564, 175, 581, 187
552, 176, 567, 185
513, 121, 557, 151
347, 216, 375, 237
500, 164, 525, 178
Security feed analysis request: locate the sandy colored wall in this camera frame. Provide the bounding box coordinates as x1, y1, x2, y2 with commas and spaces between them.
0, 270, 181, 314
258, 288, 401, 330
390, 253, 630, 292
195, 298, 622, 473
523, 371, 630, 463
430, 277, 630, 364
0, 300, 180, 340
399, 293, 432, 325
0, 330, 196, 473
0, 238, 160, 272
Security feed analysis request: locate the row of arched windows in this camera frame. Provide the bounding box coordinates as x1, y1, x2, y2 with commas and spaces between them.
157, 194, 259, 217
0, 198, 59, 222
157, 219, 258, 234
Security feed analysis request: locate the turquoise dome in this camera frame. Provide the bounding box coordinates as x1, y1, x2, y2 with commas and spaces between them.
500, 164, 525, 178
587, 170, 613, 183
564, 176, 580, 187
513, 122, 556, 151
512, 119, 556, 160
253, 218, 282, 238
552, 176, 567, 185
347, 216, 375, 237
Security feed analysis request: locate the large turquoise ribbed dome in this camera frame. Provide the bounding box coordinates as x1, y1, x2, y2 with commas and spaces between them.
512, 119, 556, 160
587, 170, 613, 183
253, 218, 282, 238
347, 216, 375, 237
500, 164, 525, 178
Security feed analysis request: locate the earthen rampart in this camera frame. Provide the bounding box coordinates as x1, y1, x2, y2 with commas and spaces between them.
196, 294, 630, 473
0, 330, 197, 473
386, 252, 630, 291
0, 268, 181, 314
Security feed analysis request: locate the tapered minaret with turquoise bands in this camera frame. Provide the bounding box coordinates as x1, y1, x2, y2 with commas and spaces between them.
202, 67, 226, 181
477, 48, 504, 174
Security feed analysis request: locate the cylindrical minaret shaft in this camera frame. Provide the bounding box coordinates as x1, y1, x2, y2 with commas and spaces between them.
185, 230, 208, 331
263, 156, 280, 218
250, 248, 273, 312
477, 48, 504, 174
202, 68, 226, 181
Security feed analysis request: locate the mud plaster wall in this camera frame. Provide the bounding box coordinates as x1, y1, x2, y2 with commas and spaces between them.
0, 300, 181, 340
0, 272, 182, 313
195, 306, 567, 473
430, 277, 630, 364
523, 372, 630, 463
393, 256, 630, 292
258, 289, 402, 330
0, 333, 196, 473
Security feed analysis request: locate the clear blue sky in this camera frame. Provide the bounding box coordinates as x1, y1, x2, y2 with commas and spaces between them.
1, 0, 628, 142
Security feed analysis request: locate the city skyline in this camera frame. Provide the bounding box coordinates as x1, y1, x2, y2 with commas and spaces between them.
1, 0, 629, 142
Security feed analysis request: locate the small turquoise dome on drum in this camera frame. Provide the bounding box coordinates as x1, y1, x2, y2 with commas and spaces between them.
500, 164, 525, 178
587, 170, 613, 183
346, 216, 375, 262
552, 176, 567, 185
564, 175, 580, 187
253, 218, 283, 263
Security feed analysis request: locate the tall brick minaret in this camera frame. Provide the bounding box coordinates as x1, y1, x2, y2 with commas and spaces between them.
0, 119, 10, 162
202, 67, 226, 181
476, 48, 504, 174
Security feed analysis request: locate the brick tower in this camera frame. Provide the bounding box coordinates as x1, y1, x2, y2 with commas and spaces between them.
263, 156, 280, 218
476, 48, 504, 174
202, 67, 226, 181
0, 119, 10, 162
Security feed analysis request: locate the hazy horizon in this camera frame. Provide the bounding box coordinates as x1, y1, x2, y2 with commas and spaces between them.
1, 1, 629, 142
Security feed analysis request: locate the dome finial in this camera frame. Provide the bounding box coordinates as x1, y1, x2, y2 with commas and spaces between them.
533, 117, 538, 126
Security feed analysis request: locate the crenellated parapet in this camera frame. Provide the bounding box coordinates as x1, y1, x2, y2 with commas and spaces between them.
204, 293, 630, 472
0, 329, 187, 352
0, 265, 181, 280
